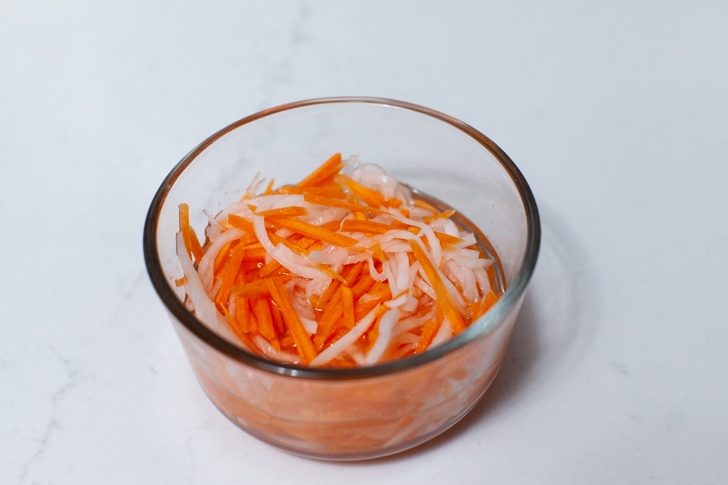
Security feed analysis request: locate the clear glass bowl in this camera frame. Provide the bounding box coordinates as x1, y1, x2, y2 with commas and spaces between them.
143, 97, 540, 460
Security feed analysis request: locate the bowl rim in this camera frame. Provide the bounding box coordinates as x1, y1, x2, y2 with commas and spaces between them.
143, 96, 540, 379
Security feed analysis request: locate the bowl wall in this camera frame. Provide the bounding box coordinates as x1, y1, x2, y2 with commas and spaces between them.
145, 97, 539, 459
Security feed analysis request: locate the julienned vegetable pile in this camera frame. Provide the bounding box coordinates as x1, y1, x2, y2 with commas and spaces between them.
176, 153, 501, 367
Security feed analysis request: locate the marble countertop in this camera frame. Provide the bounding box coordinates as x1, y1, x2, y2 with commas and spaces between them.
2, 2, 726, 483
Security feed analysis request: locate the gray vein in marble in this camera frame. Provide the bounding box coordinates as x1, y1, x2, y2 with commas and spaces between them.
17, 351, 80, 485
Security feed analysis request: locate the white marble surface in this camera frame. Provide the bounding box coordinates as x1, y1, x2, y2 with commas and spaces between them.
2, 1, 727, 483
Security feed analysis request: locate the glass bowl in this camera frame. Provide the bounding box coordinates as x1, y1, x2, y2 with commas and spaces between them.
143, 97, 540, 460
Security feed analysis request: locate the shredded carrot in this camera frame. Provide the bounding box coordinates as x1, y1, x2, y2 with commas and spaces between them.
409, 238, 466, 334
434, 231, 466, 247
335, 173, 387, 208
297, 153, 344, 188
176, 154, 502, 368
266, 215, 359, 248
265, 279, 317, 364
254, 206, 308, 217
215, 243, 246, 306
304, 192, 387, 215
415, 319, 440, 354
341, 219, 394, 235
179, 203, 205, 263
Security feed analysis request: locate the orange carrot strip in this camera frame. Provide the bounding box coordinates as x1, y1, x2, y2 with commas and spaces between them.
178, 203, 193, 257
341, 219, 394, 235
478, 290, 499, 316
313, 291, 343, 350
269, 300, 286, 338
412, 198, 439, 214
335, 174, 387, 208
179, 203, 205, 263
425, 208, 456, 224
370, 243, 388, 263
266, 216, 359, 248
227, 213, 260, 237
415, 319, 440, 354
340, 286, 355, 329
255, 206, 308, 217
219, 303, 259, 352
252, 297, 278, 345
354, 283, 392, 321
351, 270, 377, 300
175, 277, 186, 287
213, 241, 234, 276
258, 260, 284, 278
314, 263, 347, 284
303, 192, 388, 215
434, 231, 466, 247
297, 153, 344, 188
408, 239, 466, 334
263, 178, 275, 195
388, 198, 403, 208
232, 280, 271, 299
266, 279, 317, 364
241, 246, 267, 261
215, 244, 246, 306
343, 261, 365, 287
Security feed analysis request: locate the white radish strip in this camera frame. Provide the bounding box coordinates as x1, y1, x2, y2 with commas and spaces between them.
407, 261, 421, 291
203, 209, 225, 241
300, 317, 318, 335
330, 246, 348, 273
378, 240, 411, 254
197, 228, 245, 294
288, 280, 316, 320
310, 306, 381, 367
379, 229, 419, 244
367, 256, 387, 282
454, 232, 477, 248
380, 259, 398, 297
344, 253, 369, 265
304, 274, 333, 300
444, 259, 478, 303
384, 292, 409, 309
394, 311, 435, 335
440, 271, 469, 314
430, 317, 453, 348
252, 336, 301, 365
448, 255, 488, 269
252, 215, 324, 280
247, 193, 305, 212
209, 278, 223, 300
430, 217, 460, 237
345, 347, 366, 366
400, 293, 419, 312
394, 250, 410, 293
415, 257, 469, 315
352, 164, 399, 200
408, 206, 435, 219
363, 308, 400, 365
274, 228, 294, 239
301, 207, 349, 227
213, 200, 254, 224
394, 184, 413, 206
474, 267, 492, 295
387, 209, 443, 266
176, 232, 234, 340
414, 276, 436, 301
307, 250, 334, 265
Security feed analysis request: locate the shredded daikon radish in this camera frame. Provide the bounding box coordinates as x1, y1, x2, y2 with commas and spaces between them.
175, 153, 502, 367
